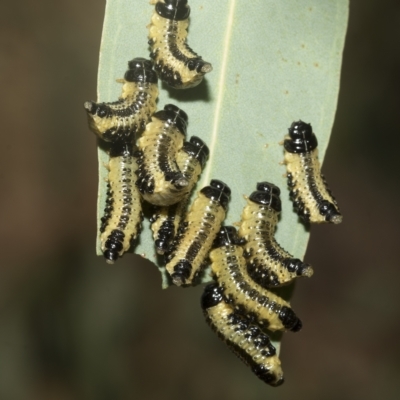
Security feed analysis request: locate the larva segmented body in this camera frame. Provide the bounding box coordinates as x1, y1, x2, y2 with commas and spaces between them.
148, 0, 212, 89
284, 121, 342, 224
100, 142, 143, 264
165, 180, 231, 286
136, 104, 189, 206
201, 283, 284, 387
84, 58, 158, 143
150, 136, 209, 254
239, 182, 313, 288
210, 226, 302, 332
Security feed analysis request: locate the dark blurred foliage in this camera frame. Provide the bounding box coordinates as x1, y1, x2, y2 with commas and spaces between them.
1, 1, 400, 399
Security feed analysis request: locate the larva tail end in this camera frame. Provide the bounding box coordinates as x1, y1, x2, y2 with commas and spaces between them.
103, 230, 124, 264
290, 319, 303, 333
320, 201, 342, 224
174, 176, 189, 188
103, 249, 118, 264
84, 101, 95, 113
155, 239, 168, 255
200, 62, 213, 73
201, 283, 224, 309
301, 265, 314, 278
285, 258, 314, 278
330, 213, 343, 224
267, 376, 285, 387
170, 260, 192, 286
253, 365, 284, 387
279, 306, 302, 332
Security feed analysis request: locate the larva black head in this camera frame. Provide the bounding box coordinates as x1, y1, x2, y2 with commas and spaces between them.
124, 57, 158, 84
249, 182, 282, 212
201, 283, 225, 310
128, 57, 153, 70
182, 136, 210, 168
200, 180, 231, 209
284, 120, 318, 153
213, 226, 245, 248
108, 141, 134, 158
154, 104, 188, 135
318, 200, 342, 224
155, 0, 190, 21
256, 182, 281, 196
210, 179, 231, 197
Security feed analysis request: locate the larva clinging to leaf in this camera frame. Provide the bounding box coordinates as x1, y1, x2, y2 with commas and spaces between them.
283, 121, 342, 224
84, 58, 158, 143
165, 180, 231, 286
100, 142, 143, 264
239, 182, 313, 288
210, 226, 302, 332
201, 283, 284, 387
148, 0, 212, 89
151, 136, 209, 254
135, 104, 189, 206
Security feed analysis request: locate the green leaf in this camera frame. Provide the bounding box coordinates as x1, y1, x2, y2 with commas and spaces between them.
95, 0, 349, 293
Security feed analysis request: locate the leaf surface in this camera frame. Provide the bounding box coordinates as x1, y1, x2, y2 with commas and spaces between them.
95, 0, 349, 295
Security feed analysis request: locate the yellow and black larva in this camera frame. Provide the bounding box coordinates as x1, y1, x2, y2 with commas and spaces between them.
135, 104, 190, 206
283, 121, 342, 224
100, 142, 143, 264
201, 283, 284, 387
84, 58, 158, 142
165, 180, 231, 286
150, 136, 209, 254
239, 182, 313, 288
148, 0, 212, 89
210, 226, 302, 332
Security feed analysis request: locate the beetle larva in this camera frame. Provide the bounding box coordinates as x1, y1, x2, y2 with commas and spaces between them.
84, 57, 158, 142
210, 226, 302, 332
239, 182, 313, 288
136, 104, 190, 206
165, 180, 231, 286
283, 121, 342, 224
201, 283, 284, 387
151, 136, 209, 254
148, 0, 212, 89
100, 142, 143, 264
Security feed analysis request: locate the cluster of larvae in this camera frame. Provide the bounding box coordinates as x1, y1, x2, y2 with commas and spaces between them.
84, 0, 213, 263
202, 182, 309, 386
84, 0, 342, 388
201, 157, 341, 385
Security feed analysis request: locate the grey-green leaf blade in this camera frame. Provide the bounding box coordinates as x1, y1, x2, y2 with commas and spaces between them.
95, 0, 349, 296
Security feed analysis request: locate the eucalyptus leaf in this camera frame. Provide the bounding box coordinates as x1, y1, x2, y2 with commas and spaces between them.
95, 0, 349, 293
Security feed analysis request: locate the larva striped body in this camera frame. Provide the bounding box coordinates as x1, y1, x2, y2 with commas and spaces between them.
284, 121, 342, 224
165, 180, 231, 286
210, 226, 302, 332
148, 0, 212, 89
84, 58, 158, 143
239, 182, 313, 288
201, 283, 284, 387
136, 104, 189, 206
151, 136, 209, 254
100, 142, 143, 264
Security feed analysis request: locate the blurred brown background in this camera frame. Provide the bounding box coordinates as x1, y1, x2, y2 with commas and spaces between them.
1, 1, 399, 399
